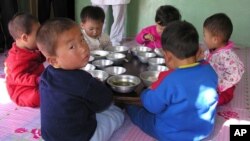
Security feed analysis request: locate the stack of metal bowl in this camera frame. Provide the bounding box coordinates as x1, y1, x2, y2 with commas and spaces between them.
148, 57, 165, 66
105, 46, 129, 54
154, 48, 164, 57
92, 59, 114, 69
81, 63, 96, 71
88, 70, 109, 82
106, 53, 126, 65
131, 45, 152, 56
148, 65, 169, 72
140, 71, 160, 87
107, 75, 141, 93
90, 50, 109, 60
104, 66, 126, 76
137, 52, 156, 63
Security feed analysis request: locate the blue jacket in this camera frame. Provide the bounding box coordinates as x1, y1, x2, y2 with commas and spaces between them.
141, 61, 218, 141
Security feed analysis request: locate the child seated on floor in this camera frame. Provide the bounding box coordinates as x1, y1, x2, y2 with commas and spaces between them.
203, 13, 245, 106
5, 13, 44, 107
127, 21, 218, 141
36, 18, 124, 141
80, 5, 112, 51
135, 5, 181, 49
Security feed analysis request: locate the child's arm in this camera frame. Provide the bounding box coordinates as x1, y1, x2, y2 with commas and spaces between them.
85, 78, 113, 112
135, 26, 154, 45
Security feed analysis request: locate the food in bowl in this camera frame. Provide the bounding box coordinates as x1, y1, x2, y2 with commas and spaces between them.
107, 75, 141, 93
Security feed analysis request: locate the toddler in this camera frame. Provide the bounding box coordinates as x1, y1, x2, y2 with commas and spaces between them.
80, 5, 112, 51
127, 21, 218, 141
135, 5, 181, 49
5, 13, 44, 107
37, 18, 124, 141
203, 13, 244, 105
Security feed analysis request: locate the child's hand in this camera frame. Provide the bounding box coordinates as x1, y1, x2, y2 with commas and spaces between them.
196, 47, 205, 61
144, 33, 155, 41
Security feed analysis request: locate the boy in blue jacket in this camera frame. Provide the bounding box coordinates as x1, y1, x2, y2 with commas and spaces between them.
127, 21, 218, 141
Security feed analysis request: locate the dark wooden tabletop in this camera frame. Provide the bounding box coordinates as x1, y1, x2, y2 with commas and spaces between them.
110, 52, 149, 105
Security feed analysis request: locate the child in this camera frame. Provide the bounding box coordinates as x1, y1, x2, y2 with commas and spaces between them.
203, 13, 244, 106
127, 21, 218, 141
4, 13, 44, 107
36, 18, 124, 141
80, 5, 112, 51
135, 5, 181, 49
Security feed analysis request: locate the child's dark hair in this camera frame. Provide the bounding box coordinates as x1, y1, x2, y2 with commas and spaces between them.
203, 13, 233, 44
80, 6, 105, 23
161, 21, 199, 59
155, 5, 181, 26
8, 12, 39, 39
36, 17, 78, 56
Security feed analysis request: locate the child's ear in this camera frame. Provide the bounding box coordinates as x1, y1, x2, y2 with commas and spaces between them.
21, 33, 28, 42
80, 23, 84, 29
47, 56, 60, 68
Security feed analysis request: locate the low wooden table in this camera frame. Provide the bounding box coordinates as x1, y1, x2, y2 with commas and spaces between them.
110, 53, 149, 105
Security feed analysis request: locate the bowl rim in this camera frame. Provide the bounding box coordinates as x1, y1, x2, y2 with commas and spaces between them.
88, 70, 109, 81
107, 74, 141, 88
92, 59, 114, 66
104, 66, 126, 75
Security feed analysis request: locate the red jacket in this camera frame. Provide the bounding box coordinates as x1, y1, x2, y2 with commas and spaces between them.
5, 43, 45, 107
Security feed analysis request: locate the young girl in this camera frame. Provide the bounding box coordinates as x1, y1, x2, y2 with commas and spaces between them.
80, 6, 112, 51
135, 5, 181, 49
203, 13, 245, 106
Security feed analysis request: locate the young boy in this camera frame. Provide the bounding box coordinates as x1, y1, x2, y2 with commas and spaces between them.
5, 13, 44, 107
135, 5, 181, 49
127, 21, 218, 141
80, 5, 112, 51
203, 13, 244, 105
36, 18, 124, 141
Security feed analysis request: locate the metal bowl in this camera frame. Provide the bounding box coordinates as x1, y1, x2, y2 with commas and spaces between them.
104, 66, 126, 76
105, 46, 129, 54
131, 46, 152, 56
81, 63, 96, 71
92, 59, 114, 69
107, 75, 141, 93
89, 55, 94, 62
106, 53, 126, 65
140, 71, 160, 87
154, 48, 164, 57
137, 52, 156, 63
148, 57, 165, 66
90, 50, 109, 60
148, 65, 169, 72
88, 70, 109, 82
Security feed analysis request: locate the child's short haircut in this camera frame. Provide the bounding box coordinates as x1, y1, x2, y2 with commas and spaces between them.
36, 18, 78, 56
203, 13, 233, 43
80, 6, 105, 23
155, 5, 181, 26
161, 21, 199, 59
8, 12, 39, 40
